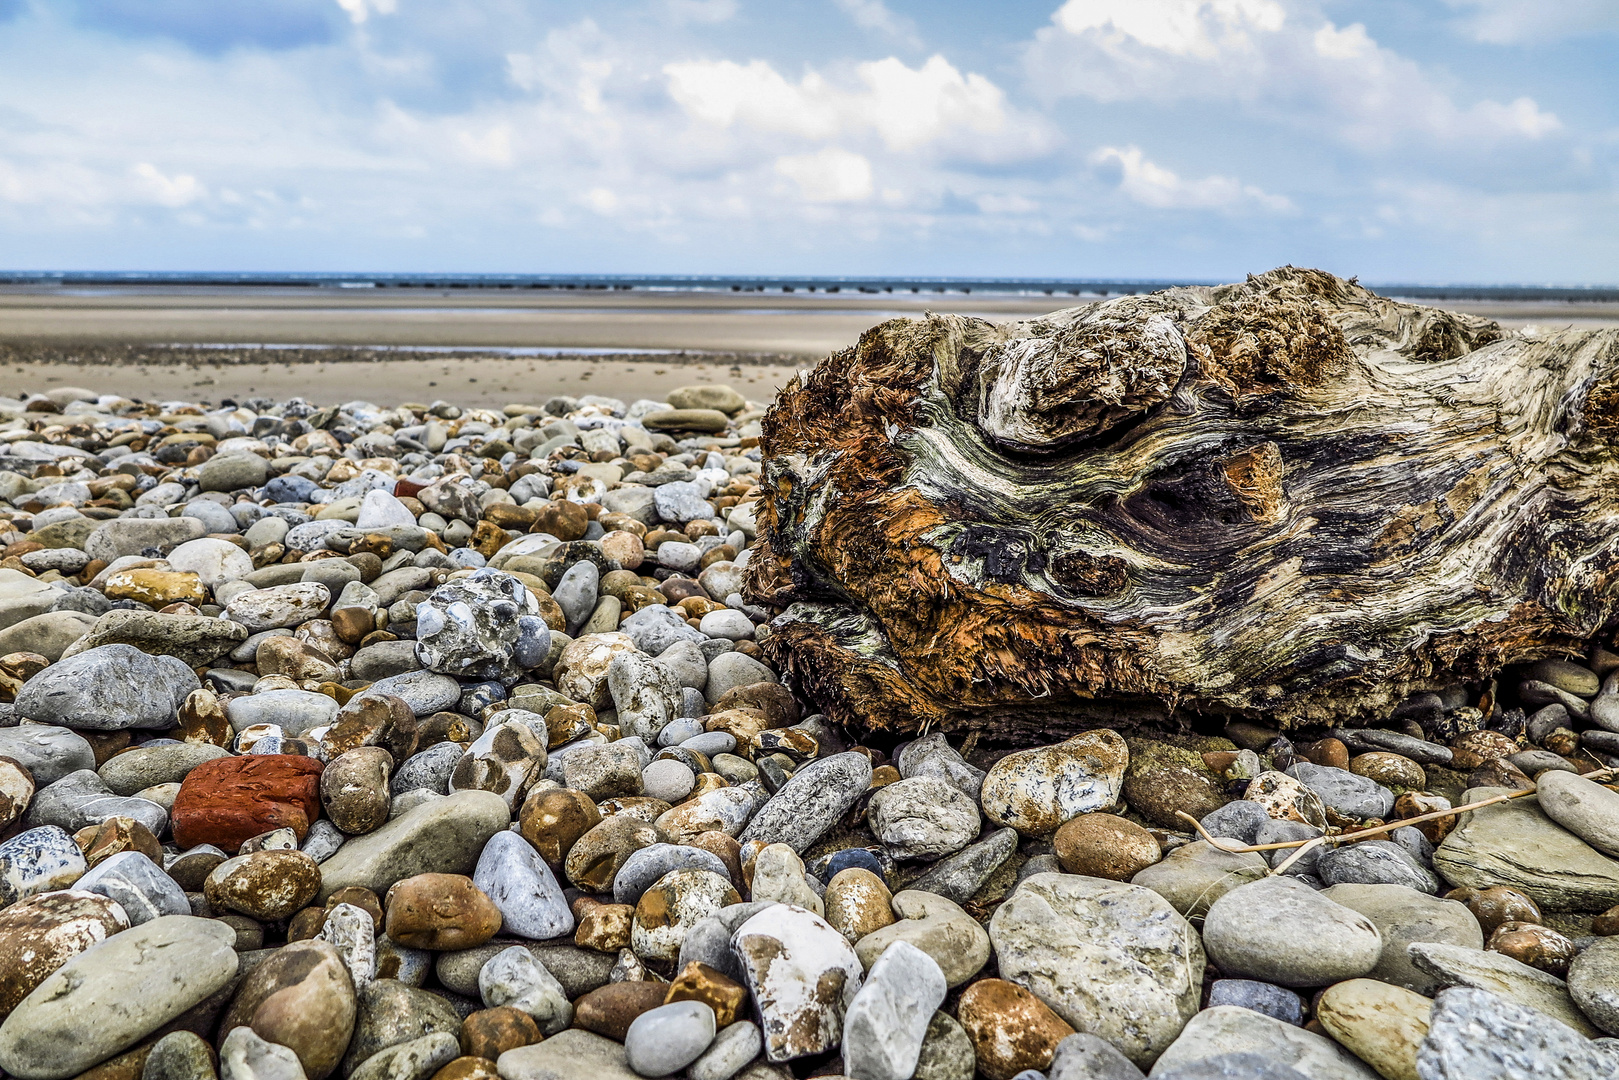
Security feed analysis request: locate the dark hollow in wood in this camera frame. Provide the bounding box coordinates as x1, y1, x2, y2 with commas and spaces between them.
747, 267, 1619, 739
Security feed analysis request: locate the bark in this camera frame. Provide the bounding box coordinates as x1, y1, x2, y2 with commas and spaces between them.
747, 267, 1619, 739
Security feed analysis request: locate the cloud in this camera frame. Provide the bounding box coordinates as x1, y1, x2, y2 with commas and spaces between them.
665, 53, 1049, 156
133, 162, 206, 207
1092, 146, 1293, 212
334, 0, 397, 26
1026, 1, 1563, 149
775, 147, 874, 202
833, 0, 921, 48
1440, 1, 1619, 44
665, 0, 738, 25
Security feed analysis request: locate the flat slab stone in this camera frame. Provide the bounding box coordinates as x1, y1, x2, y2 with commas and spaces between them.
497, 1028, 641, 1080
1432, 787, 1619, 911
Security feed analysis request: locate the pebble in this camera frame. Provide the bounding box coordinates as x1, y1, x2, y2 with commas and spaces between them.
472, 831, 574, 940
0, 915, 238, 1080
496, 1029, 641, 1080
221, 938, 357, 1079
688, 1020, 763, 1080
317, 789, 511, 900
824, 866, 896, 943
738, 752, 871, 853
905, 825, 1017, 904
866, 776, 980, 860
1129, 840, 1270, 921
1535, 768, 1619, 858
979, 730, 1128, 836
1321, 883, 1483, 994
75, 850, 188, 924
1432, 784, 1619, 911
1151, 1006, 1378, 1080
15, 643, 197, 730
624, 1000, 717, 1076
1315, 978, 1430, 1080
0, 825, 89, 903
478, 945, 573, 1036
1202, 876, 1383, 987
1316, 839, 1440, 893
220, 1026, 306, 1080
1205, 980, 1304, 1025
841, 941, 946, 1080
854, 890, 989, 989
1408, 941, 1597, 1035
733, 903, 865, 1062
631, 867, 739, 965
896, 733, 986, 801
386, 873, 502, 950
957, 978, 1075, 1080
1053, 813, 1161, 879
1568, 935, 1619, 1035
0, 890, 129, 1016
989, 873, 1203, 1067
1416, 985, 1619, 1080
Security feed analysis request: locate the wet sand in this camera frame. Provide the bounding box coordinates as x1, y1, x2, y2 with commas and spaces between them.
4, 285, 1616, 408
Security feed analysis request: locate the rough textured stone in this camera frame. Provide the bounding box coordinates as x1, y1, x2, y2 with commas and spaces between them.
205, 850, 323, 921
1415, 986, 1619, 1080
16, 644, 197, 731
1407, 941, 1598, 1037
219, 939, 356, 1080
738, 752, 872, 854
980, 731, 1128, 836
989, 873, 1202, 1068
1568, 935, 1619, 1036
866, 776, 980, 860
171, 755, 324, 850
842, 940, 946, 1080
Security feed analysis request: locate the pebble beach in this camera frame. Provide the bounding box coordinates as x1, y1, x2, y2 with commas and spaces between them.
0, 376, 1618, 1080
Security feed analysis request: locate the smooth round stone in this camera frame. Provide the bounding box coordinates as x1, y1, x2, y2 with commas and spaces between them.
220, 1026, 305, 1080
956, 978, 1074, 1080
732, 904, 865, 1062
624, 1000, 717, 1076
824, 867, 896, 944
1053, 813, 1161, 880
96, 742, 229, 797
472, 831, 573, 940
979, 730, 1128, 836
657, 717, 706, 747
1285, 762, 1394, 821
1316, 840, 1440, 894
205, 849, 322, 921
141, 1031, 216, 1080
392, 743, 464, 796
855, 890, 990, 989
1202, 876, 1383, 988
642, 759, 696, 803
219, 938, 357, 1079
749, 843, 822, 913
1535, 768, 1619, 859
913, 1011, 975, 1080
367, 670, 464, 716
0, 727, 95, 787
316, 789, 512, 902
697, 609, 754, 641
165, 537, 253, 587
343, 980, 462, 1077
819, 847, 886, 883
1198, 800, 1271, 846
225, 688, 340, 736
1152, 1005, 1378, 1079
0, 915, 238, 1080
226, 582, 331, 632
1528, 658, 1601, 698
702, 651, 778, 704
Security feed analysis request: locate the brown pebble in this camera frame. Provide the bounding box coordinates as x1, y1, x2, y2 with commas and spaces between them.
431, 1058, 500, 1080
824, 868, 895, 945
663, 961, 748, 1027
687, 831, 745, 892
519, 788, 601, 869
1489, 921, 1576, 977
1298, 739, 1349, 770
460, 1007, 540, 1060
286, 907, 327, 942
1467, 758, 1533, 792
957, 978, 1075, 1080
325, 886, 385, 926
331, 606, 375, 645
573, 901, 634, 953
203, 849, 322, 921
573, 981, 669, 1040
75, 817, 163, 870
1392, 792, 1455, 844
1450, 730, 1520, 771
385, 874, 503, 951
1053, 813, 1161, 880
1456, 885, 1542, 936
1592, 904, 1619, 936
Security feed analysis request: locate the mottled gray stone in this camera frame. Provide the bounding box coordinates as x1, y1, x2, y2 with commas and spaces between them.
1416, 986, 1619, 1080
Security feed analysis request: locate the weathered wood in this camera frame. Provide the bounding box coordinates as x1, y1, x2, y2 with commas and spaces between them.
748, 267, 1619, 739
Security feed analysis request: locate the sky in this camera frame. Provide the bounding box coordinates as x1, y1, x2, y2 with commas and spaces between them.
0, 0, 1616, 282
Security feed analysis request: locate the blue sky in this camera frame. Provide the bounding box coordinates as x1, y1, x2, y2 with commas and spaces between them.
0, 0, 1615, 282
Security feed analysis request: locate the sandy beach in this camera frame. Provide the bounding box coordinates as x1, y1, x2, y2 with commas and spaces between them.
4, 285, 1617, 407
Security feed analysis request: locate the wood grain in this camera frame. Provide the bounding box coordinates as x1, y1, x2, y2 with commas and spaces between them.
748, 268, 1619, 738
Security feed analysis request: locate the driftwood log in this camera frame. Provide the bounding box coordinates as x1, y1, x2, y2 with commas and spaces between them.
748, 267, 1619, 740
